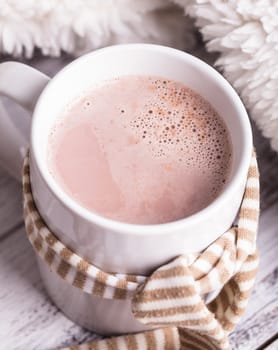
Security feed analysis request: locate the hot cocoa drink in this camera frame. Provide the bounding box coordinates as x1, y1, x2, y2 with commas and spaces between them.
48, 76, 232, 224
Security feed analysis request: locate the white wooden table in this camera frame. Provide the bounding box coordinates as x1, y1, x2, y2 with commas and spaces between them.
0, 55, 277, 350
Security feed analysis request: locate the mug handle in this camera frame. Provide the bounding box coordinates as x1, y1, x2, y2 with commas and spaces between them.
0, 62, 50, 181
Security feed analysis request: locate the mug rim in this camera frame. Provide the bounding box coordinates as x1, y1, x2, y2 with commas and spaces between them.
31, 43, 252, 236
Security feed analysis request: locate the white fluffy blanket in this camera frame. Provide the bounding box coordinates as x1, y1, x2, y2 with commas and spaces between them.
0, 1, 192, 56
178, 0, 278, 151
0, 0, 277, 151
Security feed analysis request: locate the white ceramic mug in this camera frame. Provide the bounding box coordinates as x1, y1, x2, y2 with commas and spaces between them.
0, 44, 252, 334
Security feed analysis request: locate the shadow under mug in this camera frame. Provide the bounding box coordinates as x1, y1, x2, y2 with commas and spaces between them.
0, 44, 252, 334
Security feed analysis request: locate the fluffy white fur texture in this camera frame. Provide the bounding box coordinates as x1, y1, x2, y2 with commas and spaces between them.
0, 0, 277, 151
176, 0, 278, 151
0, 0, 194, 57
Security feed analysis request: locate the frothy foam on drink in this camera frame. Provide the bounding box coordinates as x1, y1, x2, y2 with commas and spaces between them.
48, 76, 232, 224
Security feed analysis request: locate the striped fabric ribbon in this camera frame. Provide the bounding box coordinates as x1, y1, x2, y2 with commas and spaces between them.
22, 151, 259, 350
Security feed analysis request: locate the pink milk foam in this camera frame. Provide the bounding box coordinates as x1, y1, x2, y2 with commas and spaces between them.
48, 76, 232, 225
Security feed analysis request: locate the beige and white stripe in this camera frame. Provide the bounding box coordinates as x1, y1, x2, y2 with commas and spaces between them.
23, 151, 259, 350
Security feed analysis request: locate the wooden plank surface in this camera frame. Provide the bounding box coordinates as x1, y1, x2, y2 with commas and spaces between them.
0, 168, 22, 238
265, 339, 278, 350
0, 55, 277, 350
